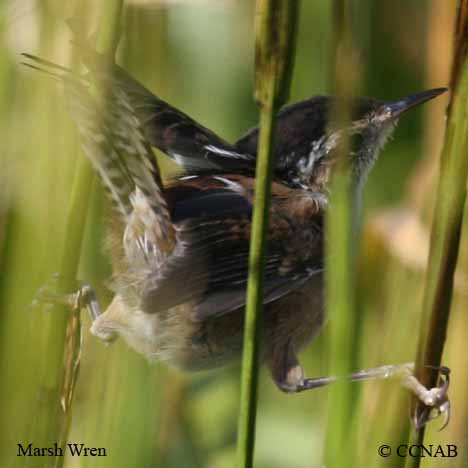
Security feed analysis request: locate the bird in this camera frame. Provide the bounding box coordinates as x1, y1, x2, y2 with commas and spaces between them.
22, 34, 449, 426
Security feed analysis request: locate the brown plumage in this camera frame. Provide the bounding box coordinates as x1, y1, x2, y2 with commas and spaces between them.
99, 172, 324, 386
22, 35, 447, 394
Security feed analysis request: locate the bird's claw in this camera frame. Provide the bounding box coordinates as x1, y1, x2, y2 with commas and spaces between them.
410, 366, 451, 431
31, 274, 100, 320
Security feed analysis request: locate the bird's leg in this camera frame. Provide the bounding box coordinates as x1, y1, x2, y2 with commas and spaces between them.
358, 364, 450, 429
34, 277, 127, 344
335, 363, 450, 426
269, 342, 450, 428
32, 275, 102, 322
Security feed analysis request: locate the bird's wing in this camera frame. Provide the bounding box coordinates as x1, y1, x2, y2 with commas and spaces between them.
75, 44, 256, 172
22, 53, 176, 261
45, 19, 256, 173
142, 178, 323, 320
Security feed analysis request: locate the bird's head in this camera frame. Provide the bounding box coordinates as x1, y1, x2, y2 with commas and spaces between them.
235, 88, 447, 192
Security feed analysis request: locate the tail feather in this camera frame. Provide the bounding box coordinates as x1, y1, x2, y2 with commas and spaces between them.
22, 52, 176, 262
65, 28, 255, 173
64, 79, 135, 218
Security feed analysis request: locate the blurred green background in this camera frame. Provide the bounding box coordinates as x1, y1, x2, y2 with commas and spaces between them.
0, 1, 466, 467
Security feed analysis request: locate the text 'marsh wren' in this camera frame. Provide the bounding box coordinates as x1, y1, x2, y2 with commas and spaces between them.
23, 35, 449, 427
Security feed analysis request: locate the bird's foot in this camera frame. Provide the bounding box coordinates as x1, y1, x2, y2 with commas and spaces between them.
402, 365, 451, 430
334, 362, 451, 430
32, 274, 102, 321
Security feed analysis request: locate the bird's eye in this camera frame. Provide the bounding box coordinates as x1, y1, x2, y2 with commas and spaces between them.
379, 107, 393, 121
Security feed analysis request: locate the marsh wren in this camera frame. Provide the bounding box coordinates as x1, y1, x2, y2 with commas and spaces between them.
23, 38, 449, 427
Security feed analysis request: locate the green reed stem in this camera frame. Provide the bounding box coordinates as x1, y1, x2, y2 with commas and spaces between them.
25, 4, 123, 468
236, 2, 299, 468
325, 1, 361, 467
405, 2, 468, 467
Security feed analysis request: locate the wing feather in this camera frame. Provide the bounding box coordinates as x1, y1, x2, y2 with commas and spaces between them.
142, 181, 324, 320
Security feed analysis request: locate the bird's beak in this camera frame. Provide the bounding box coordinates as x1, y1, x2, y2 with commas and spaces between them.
385, 87, 448, 119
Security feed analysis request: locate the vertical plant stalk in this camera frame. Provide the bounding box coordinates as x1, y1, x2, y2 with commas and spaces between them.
405, 2, 468, 467
236, 2, 299, 468
26, 3, 124, 468
325, 1, 361, 467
